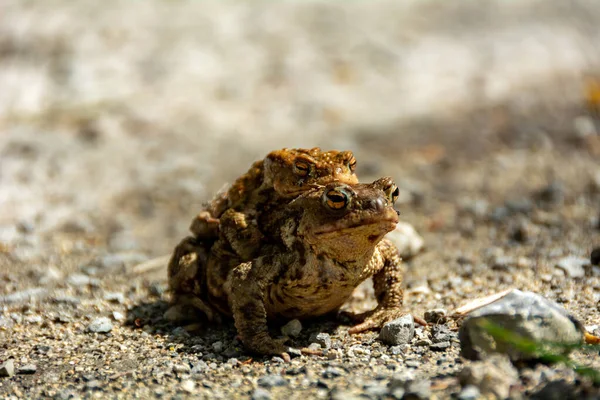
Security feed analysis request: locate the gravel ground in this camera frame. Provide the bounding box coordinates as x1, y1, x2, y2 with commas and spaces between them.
1, 1, 600, 399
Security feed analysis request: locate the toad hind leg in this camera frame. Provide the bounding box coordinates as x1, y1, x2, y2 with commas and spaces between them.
227, 259, 292, 359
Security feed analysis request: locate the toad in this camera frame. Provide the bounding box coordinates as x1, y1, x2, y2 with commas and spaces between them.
171, 177, 417, 358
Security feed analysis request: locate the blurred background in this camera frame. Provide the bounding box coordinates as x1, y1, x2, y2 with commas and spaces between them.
1, 0, 599, 258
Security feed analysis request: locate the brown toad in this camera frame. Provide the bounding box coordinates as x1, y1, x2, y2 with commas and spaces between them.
171, 177, 416, 357
189, 147, 358, 249
167, 148, 359, 317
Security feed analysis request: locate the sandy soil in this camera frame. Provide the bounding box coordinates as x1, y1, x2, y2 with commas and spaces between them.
1, 1, 600, 398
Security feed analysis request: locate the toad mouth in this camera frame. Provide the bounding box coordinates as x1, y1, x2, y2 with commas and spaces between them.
313, 218, 398, 236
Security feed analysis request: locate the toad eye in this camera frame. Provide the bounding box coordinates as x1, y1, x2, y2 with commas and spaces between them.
325, 189, 349, 210
391, 186, 400, 203
348, 157, 357, 172
293, 160, 311, 177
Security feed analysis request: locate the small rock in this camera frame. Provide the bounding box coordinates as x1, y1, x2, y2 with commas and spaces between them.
17, 364, 37, 374
555, 256, 589, 278
347, 345, 371, 358
287, 347, 302, 358
322, 367, 343, 379
180, 380, 196, 393
280, 319, 302, 338
379, 315, 415, 346
389, 345, 407, 355
430, 341, 451, 351
103, 292, 125, 304
173, 364, 191, 375
112, 311, 125, 322
431, 325, 456, 343
0, 287, 48, 304
424, 309, 447, 324
307, 343, 321, 352
257, 374, 287, 388
251, 388, 272, 400
591, 247, 600, 266
458, 354, 518, 399
459, 289, 584, 361
191, 361, 208, 374
309, 332, 331, 350
457, 385, 481, 400
86, 317, 113, 333
0, 359, 15, 377
386, 222, 424, 259
405, 360, 420, 368
211, 341, 224, 353
403, 379, 431, 399
86, 380, 102, 390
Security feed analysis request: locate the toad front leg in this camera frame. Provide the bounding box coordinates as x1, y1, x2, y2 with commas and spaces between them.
226, 257, 292, 359
348, 239, 425, 333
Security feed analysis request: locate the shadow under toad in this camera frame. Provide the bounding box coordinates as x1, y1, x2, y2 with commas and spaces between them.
126, 299, 345, 363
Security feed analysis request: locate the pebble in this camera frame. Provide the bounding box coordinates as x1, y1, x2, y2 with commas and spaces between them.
86, 317, 113, 333
386, 222, 425, 259
0, 287, 48, 304
309, 332, 331, 349
379, 314, 415, 346
389, 345, 407, 355
424, 308, 447, 324
103, 292, 125, 303
0, 359, 15, 377
211, 341, 224, 353
17, 364, 37, 374
280, 319, 302, 338
555, 256, 589, 278
431, 325, 456, 343
287, 348, 302, 358
112, 311, 125, 321
173, 363, 191, 375
322, 367, 343, 378
257, 374, 287, 388
180, 380, 196, 393
457, 385, 481, 400
458, 355, 518, 399
307, 343, 321, 352
459, 289, 584, 361
191, 361, 208, 374
251, 388, 272, 400
430, 341, 451, 351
